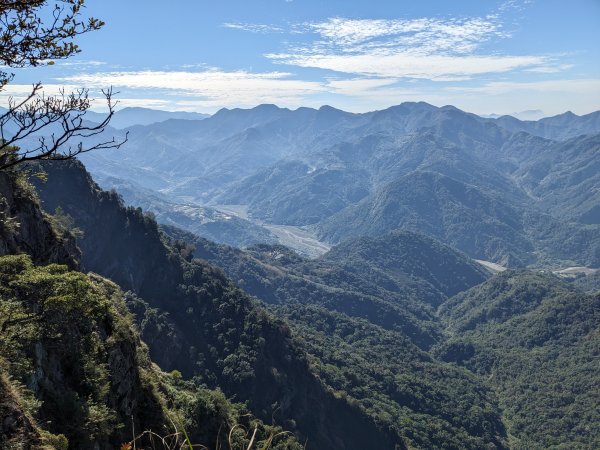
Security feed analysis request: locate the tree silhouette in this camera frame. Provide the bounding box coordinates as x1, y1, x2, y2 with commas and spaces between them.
0, 0, 126, 170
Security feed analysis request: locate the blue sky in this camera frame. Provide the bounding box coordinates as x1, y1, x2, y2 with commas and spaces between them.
2, 0, 600, 116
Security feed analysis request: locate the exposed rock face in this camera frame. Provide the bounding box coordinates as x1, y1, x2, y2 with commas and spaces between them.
0, 170, 79, 268
0, 253, 170, 450
0, 170, 167, 449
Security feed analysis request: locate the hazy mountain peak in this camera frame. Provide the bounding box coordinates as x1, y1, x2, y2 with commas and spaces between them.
543, 110, 578, 121
254, 103, 284, 111
379, 101, 437, 115
317, 104, 347, 116
514, 109, 545, 120
214, 107, 230, 115
401, 101, 437, 109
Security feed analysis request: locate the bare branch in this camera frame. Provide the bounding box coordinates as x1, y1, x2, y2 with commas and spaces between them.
0, 1, 119, 170
0, 86, 127, 170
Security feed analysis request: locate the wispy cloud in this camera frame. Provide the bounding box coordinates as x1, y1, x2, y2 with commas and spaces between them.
525, 64, 575, 73
60, 60, 107, 67
269, 53, 546, 80
302, 16, 509, 53
264, 16, 551, 79
0, 83, 82, 98
326, 77, 399, 95
223, 22, 284, 33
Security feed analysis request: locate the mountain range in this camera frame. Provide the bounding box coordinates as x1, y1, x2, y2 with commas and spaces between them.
1, 101, 599, 449
75, 102, 600, 268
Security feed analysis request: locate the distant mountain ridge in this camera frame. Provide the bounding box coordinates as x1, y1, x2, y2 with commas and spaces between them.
84, 106, 209, 129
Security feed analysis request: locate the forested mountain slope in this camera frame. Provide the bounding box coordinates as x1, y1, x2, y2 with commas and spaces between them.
4, 101, 598, 449
437, 271, 600, 449
183, 227, 488, 348
163, 219, 600, 449
316, 170, 600, 267
101, 175, 278, 247
32, 160, 402, 450
163, 226, 510, 449
316, 171, 535, 266
322, 230, 489, 297
4, 155, 596, 449
0, 169, 301, 450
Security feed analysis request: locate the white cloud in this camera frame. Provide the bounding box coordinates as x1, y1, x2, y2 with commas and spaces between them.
525, 64, 575, 73
262, 16, 555, 79
0, 83, 83, 99
325, 77, 399, 95
0, 83, 124, 113
58, 70, 327, 109
105, 98, 173, 110
268, 52, 546, 79
60, 60, 107, 67
303, 17, 508, 53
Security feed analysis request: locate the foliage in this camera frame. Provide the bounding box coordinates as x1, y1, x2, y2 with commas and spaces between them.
166, 228, 509, 448
0, 254, 148, 447
0, 254, 303, 450
26, 157, 599, 449
157, 378, 302, 450
188, 229, 487, 351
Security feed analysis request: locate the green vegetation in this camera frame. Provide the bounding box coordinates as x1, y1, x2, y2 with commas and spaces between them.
437, 271, 600, 449
0, 254, 168, 448
0, 254, 301, 450
316, 171, 535, 266
0, 4, 597, 448
317, 169, 600, 268
573, 270, 600, 292
171, 224, 600, 449
322, 230, 489, 298
274, 304, 507, 449
189, 230, 488, 350
101, 177, 279, 248
170, 228, 510, 448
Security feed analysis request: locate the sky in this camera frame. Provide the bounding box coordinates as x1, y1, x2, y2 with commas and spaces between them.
2, 0, 600, 116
